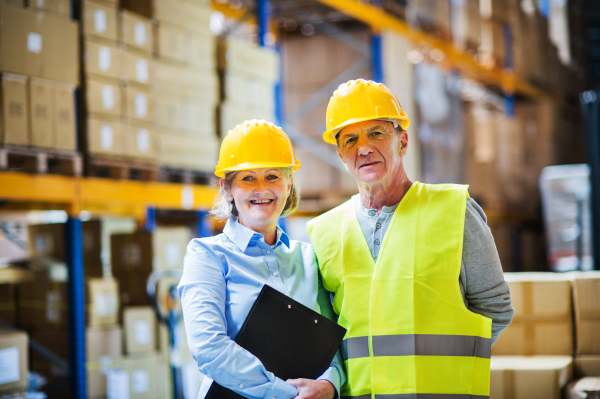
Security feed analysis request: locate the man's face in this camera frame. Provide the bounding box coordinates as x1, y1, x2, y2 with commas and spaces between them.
336, 120, 408, 185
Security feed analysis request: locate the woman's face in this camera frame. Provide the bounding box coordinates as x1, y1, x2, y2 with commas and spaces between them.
226, 168, 292, 232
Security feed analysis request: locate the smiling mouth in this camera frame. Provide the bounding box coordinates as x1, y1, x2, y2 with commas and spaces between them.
250, 199, 274, 204
359, 162, 380, 168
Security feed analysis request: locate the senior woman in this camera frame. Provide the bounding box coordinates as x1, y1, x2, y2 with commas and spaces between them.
178, 120, 345, 399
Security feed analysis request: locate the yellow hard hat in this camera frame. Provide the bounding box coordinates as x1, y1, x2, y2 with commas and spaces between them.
215, 119, 301, 178
323, 79, 411, 145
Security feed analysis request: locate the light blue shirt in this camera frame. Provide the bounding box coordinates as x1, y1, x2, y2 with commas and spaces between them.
178, 218, 345, 399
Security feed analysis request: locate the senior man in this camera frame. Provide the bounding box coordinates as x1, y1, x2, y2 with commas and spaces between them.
307, 79, 513, 399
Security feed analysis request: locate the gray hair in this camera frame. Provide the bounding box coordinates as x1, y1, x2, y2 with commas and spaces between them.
210, 167, 301, 221
335, 119, 403, 147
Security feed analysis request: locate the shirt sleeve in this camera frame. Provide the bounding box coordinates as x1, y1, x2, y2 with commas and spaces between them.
178, 239, 299, 399
315, 262, 347, 399
460, 198, 515, 346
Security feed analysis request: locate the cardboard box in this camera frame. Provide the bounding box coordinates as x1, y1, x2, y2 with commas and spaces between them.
451, 0, 480, 51
83, 220, 102, 267
0, 73, 29, 146
156, 359, 173, 399
573, 272, 600, 355
153, 61, 218, 103
492, 273, 573, 356
121, 51, 152, 87
28, 330, 69, 398
479, 0, 509, 22
153, 226, 191, 270
566, 378, 600, 399
88, 278, 119, 327
86, 80, 122, 117
111, 232, 153, 276
119, 10, 152, 54
123, 306, 156, 354
119, 276, 150, 307
479, 18, 505, 68
577, 356, 600, 378
83, 40, 123, 81
0, 284, 16, 325
153, 0, 211, 35
54, 82, 76, 151
155, 90, 182, 129
121, 352, 157, 399
490, 356, 573, 399
124, 124, 157, 161
28, 77, 56, 148
17, 282, 68, 331
0, 3, 79, 85
87, 118, 126, 157
83, 0, 118, 42
157, 132, 218, 171
28, 223, 65, 260
0, 328, 28, 392
123, 85, 153, 123
27, 0, 71, 18
183, 31, 214, 69
155, 23, 185, 63
87, 326, 122, 397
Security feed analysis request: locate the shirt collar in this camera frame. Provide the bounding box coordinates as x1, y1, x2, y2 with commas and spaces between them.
354, 194, 399, 216
223, 218, 290, 252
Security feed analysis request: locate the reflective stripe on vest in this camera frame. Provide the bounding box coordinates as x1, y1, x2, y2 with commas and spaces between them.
307, 182, 493, 398
342, 334, 492, 360
342, 395, 490, 399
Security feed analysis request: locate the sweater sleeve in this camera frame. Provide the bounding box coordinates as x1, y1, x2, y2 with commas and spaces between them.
459, 197, 515, 345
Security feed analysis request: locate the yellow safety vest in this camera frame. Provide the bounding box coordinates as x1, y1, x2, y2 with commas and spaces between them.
307, 182, 492, 399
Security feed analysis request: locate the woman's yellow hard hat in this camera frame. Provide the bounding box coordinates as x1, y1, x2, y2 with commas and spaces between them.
215, 119, 301, 178
323, 79, 411, 145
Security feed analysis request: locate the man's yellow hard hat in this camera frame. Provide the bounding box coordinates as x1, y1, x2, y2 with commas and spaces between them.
214, 119, 301, 178
323, 79, 411, 145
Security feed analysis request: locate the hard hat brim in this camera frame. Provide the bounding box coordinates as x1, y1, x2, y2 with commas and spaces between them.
215, 161, 301, 178
323, 115, 411, 145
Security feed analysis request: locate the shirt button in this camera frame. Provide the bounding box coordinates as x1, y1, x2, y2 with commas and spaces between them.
369, 210, 376, 216
239, 384, 244, 388
375, 239, 380, 245
273, 272, 279, 277
376, 223, 381, 229
266, 250, 271, 254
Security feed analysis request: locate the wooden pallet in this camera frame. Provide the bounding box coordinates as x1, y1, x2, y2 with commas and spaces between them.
158, 167, 216, 185
0, 147, 82, 176
86, 157, 159, 181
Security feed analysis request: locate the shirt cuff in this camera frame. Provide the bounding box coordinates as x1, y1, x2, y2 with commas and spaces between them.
317, 367, 342, 399
265, 377, 298, 399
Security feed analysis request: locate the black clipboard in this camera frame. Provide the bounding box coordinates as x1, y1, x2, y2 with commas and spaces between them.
205, 284, 346, 399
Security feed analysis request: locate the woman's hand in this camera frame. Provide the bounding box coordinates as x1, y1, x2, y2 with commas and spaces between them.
286, 379, 336, 399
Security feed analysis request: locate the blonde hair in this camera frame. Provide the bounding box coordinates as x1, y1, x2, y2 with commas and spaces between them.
210, 167, 301, 221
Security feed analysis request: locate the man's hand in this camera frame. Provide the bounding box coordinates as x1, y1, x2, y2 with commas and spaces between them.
287, 378, 335, 399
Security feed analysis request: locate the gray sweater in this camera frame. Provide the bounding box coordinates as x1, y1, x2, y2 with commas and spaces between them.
354, 195, 514, 345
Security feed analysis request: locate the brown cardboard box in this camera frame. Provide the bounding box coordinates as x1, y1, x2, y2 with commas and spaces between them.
83, 0, 118, 42
110, 232, 153, 276
118, 276, 150, 307
157, 132, 218, 171
183, 31, 214, 69
153, 226, 191, 270
28, 223, 65, 260
87, 118, 126, 157
28, 330, 69, 398
155, 359, 173, 399
566, 378, 600, 399
0, 3, 79, 85
155, 90, 182, 129
479, 18, 505, 68
28, 77, 56, 148
451, 0, 480, 51
123, 85, 153, 123
577, 356, 600, 378
121, 51, 152, 87
0, 284, 16, 325
573, 272, 600, 355
121, 352, 157, 399
492, 273, 573, 356
0, 73, 29, 146
83, 220, 102, 267
83, 40, 122, 81
86, 80, 122, 117
119, 10, 152, 54
479, 0, 509, 22
155, 23, 185, 64
28, 0, 71, 18
123, 306, 156, 354
87, 326, 122, 397
153, 0, 211, 35
54, 82, 76, 151
124, 123, 157, 161
154, 61, 218, 102
490, 356, 573, 399
88, 278, 119, 327
0, 328, 29, 392
17, 282, 68, 331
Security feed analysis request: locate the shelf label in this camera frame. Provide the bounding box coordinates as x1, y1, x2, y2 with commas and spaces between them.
181, 186, 194, 210
165, 242, 181, 268
135, 59, 148, 83
136, 129, 150, 153
94, 9, 107, 34
27, 32, 42, 54
134, 94, 147, 118
107, 368, 129, 399
100, 125, 114, 150
102, 86, 115, 111
134, 22, 147, 46
134, 320, 151, 345
132, 369, 149, 393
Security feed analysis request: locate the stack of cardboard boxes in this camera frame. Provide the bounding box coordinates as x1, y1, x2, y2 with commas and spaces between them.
0, 328, 29, 397
83, 0, 157, 163
219, 37, 280, 135
488, 272, 600, 398
0, 1, 78, 152
152, 0, 219, 171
